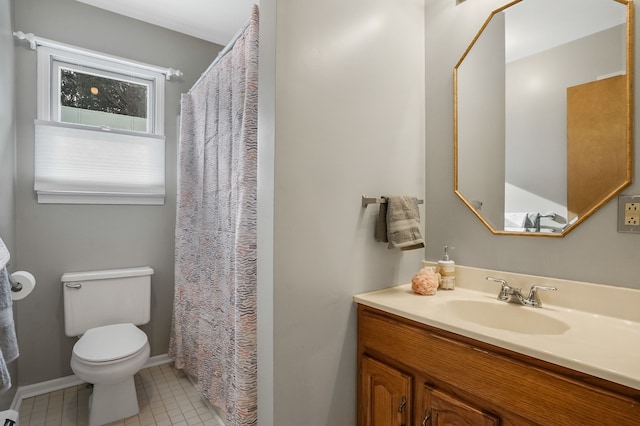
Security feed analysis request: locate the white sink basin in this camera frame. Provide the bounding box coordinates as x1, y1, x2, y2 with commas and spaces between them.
353, 272, 640, 391
444, 299, 570, 335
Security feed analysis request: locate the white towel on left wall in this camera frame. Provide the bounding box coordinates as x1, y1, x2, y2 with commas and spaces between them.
0, 238, 8, 269
0, 237, 18, 393
0, 268, 18, 393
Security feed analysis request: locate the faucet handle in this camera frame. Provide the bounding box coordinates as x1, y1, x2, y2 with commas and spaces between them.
486, 277, 512, 301
486, 276, 508, 287
527, 285, 557, 307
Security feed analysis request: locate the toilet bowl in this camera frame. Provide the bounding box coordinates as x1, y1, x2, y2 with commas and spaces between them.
62, 266, 154, 426
70, 323, 150, 426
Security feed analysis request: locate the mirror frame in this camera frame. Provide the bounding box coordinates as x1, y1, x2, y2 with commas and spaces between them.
453, 0, 634, 237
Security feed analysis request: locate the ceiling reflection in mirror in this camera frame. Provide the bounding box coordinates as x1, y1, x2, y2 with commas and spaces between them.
454, 0, 633, 236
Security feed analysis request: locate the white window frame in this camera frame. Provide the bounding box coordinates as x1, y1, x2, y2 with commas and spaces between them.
52, 60, 156, 133
35, 45, 167, 205
38, 46, 165, 133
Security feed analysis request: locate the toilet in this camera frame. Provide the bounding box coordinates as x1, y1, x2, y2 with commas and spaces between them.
62, 266, 153, 426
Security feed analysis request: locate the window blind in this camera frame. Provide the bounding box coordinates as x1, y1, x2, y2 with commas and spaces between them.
34, 120, 165, 204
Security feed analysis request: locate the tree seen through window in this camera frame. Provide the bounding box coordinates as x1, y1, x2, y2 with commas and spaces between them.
60, 69, 148, 119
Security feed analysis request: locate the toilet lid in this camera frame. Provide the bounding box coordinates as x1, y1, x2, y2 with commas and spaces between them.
73, 323, 148, 363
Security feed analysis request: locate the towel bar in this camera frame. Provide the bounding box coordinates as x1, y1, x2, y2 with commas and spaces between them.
361, 195, 424, 208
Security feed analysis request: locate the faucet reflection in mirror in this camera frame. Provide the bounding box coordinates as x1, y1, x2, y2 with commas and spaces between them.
454, 0, 633, 237
503, 211, 569, 233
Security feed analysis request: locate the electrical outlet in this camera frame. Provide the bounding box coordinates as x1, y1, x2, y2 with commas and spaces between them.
625, 203, 640, 225
618, 196, 640, 233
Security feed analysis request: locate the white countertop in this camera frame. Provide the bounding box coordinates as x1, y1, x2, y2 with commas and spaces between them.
354, 266, 640, 391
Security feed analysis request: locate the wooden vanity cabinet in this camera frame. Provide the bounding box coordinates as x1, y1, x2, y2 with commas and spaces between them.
423, 384, 499, 426
361, 355, 412, 426
357, 304, 640, 426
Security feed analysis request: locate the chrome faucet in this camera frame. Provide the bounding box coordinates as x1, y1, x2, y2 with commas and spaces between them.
486, 277, 557, 308
532, 212, 563, 232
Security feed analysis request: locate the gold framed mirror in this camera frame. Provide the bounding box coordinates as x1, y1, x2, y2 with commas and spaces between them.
454, 0, 633, 236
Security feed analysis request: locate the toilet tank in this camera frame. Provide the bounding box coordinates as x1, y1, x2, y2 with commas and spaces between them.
62, 266, 153, 337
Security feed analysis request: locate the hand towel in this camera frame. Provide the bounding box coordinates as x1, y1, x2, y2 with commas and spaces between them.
0, 238, 8, 270
374, 200, 389, 243
385, 196, 425, 250
0, 267, 18, 393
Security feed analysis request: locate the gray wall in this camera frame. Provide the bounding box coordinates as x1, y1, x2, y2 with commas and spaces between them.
457, 12, 505, 229
13, 0, 221, 385
0, 0, 18, 408
425, 0, 640, 288
259, 0, 426, 424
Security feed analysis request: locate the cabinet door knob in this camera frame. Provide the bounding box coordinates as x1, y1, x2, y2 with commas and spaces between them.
422, 409, 431, 426
398, 395, 407, 413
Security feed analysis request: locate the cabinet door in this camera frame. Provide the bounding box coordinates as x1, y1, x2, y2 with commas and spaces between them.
422, 384, 499, 426
361, 355, 412, 426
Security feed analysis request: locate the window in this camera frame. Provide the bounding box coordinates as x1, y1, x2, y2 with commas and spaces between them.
35, 45, 167, 205
57, 64, 151, 133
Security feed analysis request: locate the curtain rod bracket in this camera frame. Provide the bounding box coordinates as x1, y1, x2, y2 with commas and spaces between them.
13, 31, 37, 50
166, 68, 183, 81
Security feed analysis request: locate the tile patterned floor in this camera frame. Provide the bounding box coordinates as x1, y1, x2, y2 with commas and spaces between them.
18, 363, 224, 426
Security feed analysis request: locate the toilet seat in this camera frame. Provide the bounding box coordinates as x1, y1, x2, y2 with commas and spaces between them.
73, 323, 148, 363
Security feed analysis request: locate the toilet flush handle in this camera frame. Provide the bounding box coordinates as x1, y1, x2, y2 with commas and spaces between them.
65, 282, 82, 289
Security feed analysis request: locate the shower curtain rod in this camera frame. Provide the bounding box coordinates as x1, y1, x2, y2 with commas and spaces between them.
188, 18, 251, 94
13, 31, 183, 80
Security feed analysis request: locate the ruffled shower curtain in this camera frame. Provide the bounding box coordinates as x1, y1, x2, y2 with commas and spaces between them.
169, 5, 259, 425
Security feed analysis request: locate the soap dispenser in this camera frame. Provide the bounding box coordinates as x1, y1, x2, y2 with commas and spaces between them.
438, 246, 456, 290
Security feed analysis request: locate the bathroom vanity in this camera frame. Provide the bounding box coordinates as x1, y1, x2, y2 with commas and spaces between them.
354, 266, 640, 425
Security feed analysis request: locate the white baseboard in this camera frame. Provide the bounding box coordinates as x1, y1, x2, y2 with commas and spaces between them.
143, 353, 172, 368
10, 354, 173, 412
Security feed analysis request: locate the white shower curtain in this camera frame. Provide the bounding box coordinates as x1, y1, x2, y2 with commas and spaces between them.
169, 5, 259, 425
